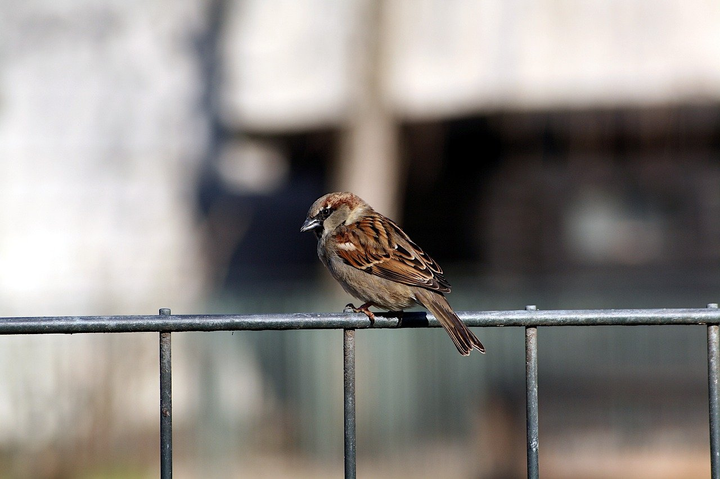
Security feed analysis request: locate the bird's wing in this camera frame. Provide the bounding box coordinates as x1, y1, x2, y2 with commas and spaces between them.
333, 213, 451, 293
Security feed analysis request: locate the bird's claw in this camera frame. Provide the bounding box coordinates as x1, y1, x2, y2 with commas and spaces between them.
344, 302, 376, 325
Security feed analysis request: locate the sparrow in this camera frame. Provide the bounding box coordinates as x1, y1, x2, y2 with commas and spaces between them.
301, 192, 484, 356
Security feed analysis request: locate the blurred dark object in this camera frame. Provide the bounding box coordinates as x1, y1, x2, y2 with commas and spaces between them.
198, 131, 335, 290
402, 106, 720, 277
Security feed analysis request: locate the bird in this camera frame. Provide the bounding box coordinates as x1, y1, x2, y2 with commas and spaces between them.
301, 192, 484, 356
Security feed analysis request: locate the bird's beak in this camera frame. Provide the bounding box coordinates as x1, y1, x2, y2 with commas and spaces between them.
300, 217, 321, 233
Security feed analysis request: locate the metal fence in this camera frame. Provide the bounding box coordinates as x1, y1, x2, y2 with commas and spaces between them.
2, 304, 720, 479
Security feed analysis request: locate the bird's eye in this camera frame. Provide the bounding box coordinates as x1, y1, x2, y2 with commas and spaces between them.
317, 207, 333, 221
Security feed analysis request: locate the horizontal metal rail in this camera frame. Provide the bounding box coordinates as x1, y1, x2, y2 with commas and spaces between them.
1, 305, 719, 479
1, 308, 719, 334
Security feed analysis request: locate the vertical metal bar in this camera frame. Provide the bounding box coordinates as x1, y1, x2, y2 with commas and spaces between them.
159, 308, 172, 479
343, 329, 357, 479
525, 305, 539, 479
708, 303, 720, 479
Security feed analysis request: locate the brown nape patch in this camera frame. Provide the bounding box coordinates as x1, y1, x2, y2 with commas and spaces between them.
324, 192, 366, 211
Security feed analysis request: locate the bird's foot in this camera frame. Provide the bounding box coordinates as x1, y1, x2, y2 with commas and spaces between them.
344, 302, 376, 325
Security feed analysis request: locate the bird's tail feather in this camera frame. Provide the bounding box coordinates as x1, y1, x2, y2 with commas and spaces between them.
415, 289, 485, 356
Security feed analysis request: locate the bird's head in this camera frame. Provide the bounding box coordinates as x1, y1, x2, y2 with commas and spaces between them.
301, 192, 369, 239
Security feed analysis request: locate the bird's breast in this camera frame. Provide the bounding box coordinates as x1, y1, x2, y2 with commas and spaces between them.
318, 243, 416, 310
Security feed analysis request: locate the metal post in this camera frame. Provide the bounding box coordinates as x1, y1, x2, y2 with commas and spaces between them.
709, 303, 720, 479
159, 308, 172, 479
343, 329, 357, 479
525, 305, 539, 479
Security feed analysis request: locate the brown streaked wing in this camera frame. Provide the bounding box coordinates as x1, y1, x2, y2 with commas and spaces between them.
334, 214, 451, 293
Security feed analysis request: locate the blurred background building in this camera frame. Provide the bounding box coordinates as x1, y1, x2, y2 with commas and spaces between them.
1, 0, 719, 477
